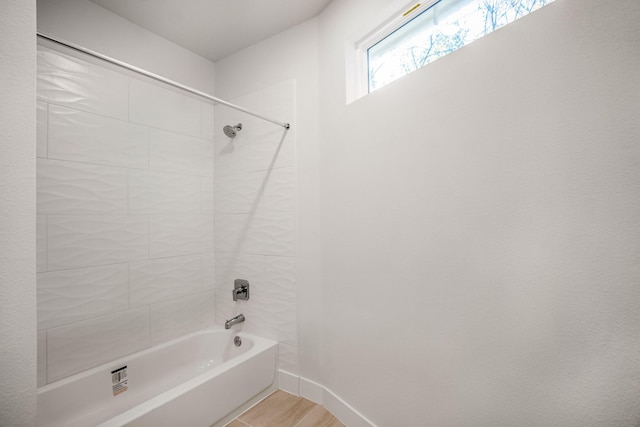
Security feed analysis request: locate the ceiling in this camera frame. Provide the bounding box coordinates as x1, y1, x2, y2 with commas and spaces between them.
89, 0, 333, 62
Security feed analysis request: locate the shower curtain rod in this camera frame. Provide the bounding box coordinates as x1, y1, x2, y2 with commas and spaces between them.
37, 32, 291, 130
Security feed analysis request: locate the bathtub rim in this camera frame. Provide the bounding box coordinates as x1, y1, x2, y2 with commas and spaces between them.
37, 326, 278, 427
37, 325, 273, 394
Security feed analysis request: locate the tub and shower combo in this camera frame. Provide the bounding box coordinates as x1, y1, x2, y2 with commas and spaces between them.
36, 33, 289, 427
37, 327, 278, 427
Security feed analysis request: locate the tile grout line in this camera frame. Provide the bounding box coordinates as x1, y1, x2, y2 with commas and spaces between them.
292, 403, 320, 427
233, 390, 309, 427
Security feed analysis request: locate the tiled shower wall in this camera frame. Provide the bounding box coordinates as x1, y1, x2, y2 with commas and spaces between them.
36, 45, 216, 385
213, 80, 298, 373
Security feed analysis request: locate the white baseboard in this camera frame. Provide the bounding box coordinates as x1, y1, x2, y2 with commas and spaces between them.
299, 376, 324, 404
323, 386, 377, 427
277, 370, 376, 427
278, 370, 299, 395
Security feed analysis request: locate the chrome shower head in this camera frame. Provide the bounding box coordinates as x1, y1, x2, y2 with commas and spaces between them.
223, 123, 242, 138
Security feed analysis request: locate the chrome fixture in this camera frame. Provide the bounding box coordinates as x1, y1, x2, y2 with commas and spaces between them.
233, 279, 250, 301
225, 314, 245, 329
234, 336, 242, 347
223, 123, 243, 138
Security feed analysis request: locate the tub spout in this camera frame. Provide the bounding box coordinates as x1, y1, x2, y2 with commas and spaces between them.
225, 314, 245, 329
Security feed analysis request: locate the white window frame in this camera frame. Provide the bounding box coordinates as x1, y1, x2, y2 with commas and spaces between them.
350, 1, 440, 101
348, 0, 554, 100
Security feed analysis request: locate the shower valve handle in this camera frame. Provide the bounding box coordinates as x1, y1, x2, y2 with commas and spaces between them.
232, 279, 250, 301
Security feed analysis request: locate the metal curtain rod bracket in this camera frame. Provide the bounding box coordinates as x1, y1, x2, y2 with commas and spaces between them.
36, 32, 291, 130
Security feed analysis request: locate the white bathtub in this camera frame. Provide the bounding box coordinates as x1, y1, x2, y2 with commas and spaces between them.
37, 327, 278, 427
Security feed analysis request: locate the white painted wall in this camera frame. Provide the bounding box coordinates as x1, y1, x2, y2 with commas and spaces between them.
215, 19, 323, 382
318, 0, 640, 425
214, 1, 640, 424
36, 0, 216, 93
0, 0, 37, 425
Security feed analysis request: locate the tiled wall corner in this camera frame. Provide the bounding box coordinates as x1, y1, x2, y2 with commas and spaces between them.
36, 45, 216, 384
213, 80, 298, 373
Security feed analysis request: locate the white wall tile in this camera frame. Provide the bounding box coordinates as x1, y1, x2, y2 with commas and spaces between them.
219, 296, 296, 345
263, 79, 296, 122
213, 82, 297, 375
252, 213, 296, 255
278, 343, 299, 374
149, 292, 215, 345
214, 125, 293, 176
214, 295, 236, 327
129, 170, 201, 214
214, 214, 250, 254
214, 171, 263, 214
37, 264, 129, 330
213, 82, 293, 177
38, 331, 47, 387
37, 48, 128, 120
149, 128, 214, 176
47, 307, 150, 382
214, 252, 267, 304
212, 104, 238, 146
214, 252, 264, 293
215, 213, 295, 256
35, 45, 223, 386
149, 215, 214, 258
129, 79, 201, 137
218, 91, 263, 136
48, 216, 149, 270
248, 297, 297, 345
37, 101, 48, 158
201, 102, 215, 141
214, 255, 295, 302
37, 216, 47, 273
214, 168, 295, 215
231, 91, 263, 114
48, 105, 148, 169
264, 256, 297, 302
129, 255, 203, 306
202, 253, 216, 289
270, 127, 296, 170
37, 159, 127, 214
201, 176, 214, 214
263, 167, 296, 212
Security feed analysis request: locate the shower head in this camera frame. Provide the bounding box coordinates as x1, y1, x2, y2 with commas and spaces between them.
223, 123, 243, 138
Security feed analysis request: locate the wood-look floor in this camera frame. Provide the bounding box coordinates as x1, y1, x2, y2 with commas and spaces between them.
226, 390, 345, 427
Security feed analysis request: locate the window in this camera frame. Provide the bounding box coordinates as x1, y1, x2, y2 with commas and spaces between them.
364, 0, 555, 92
